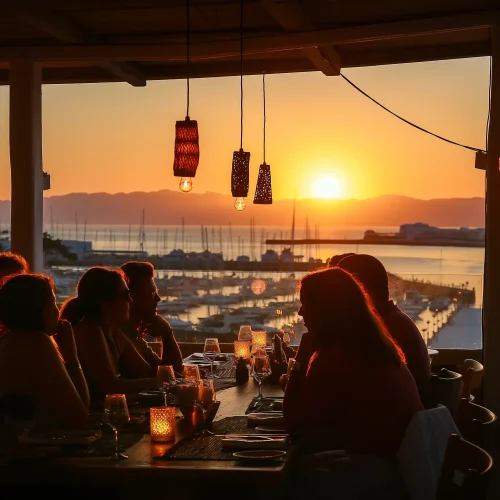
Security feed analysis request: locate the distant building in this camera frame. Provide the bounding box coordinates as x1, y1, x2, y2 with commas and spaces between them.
236, 255, 250, 262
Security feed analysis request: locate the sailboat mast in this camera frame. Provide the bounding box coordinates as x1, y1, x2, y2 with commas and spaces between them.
83, 220, 87, 243
127, 224, 131, 252
75, 212, 78, 241
50, 206, 54, 236
291, 198, 296, 251
182, 217, 185, 250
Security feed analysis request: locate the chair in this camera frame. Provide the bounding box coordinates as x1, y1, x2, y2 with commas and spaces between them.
457, 359, 483, 401
455, 398, 496, 453
437, 434, 493, 500
425, 369, 463, 417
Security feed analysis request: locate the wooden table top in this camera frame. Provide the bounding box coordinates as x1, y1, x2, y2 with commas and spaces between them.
2, 380, 289, 491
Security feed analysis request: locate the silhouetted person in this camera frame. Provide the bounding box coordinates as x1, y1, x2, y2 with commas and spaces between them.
60, 267, 158, 401
326, 253, 356, 268
0, 252, 28, 280
336, 254, 431, 399
120, 261, 182, 374
284, 268, 422, 457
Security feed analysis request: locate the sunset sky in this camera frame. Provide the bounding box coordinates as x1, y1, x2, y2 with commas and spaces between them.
0, 56, 490, 201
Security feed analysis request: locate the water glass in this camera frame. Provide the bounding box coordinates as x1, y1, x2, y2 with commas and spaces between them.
238, 325, 252, 341
199, 379, 216, 408
204, 338, 221, 354
103, 394, 130, 460
250, 355, 272, 399
183, 364, 201, 381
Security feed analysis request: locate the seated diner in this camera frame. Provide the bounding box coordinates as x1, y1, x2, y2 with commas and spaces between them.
284, 267, 423, 456
0, 274, 89, 436
60, 266, 159, 401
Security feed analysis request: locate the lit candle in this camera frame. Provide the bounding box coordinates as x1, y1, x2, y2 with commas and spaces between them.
150, 406, 176, 442
234, 340, 251, 361
252, 330, 267, 348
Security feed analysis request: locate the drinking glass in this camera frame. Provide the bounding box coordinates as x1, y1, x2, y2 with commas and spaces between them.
103, 394, 131, 460
204, 338, 221, 354
238, 325, 252, 341
199, 378, 216, 408
157, 365, 176, 405
250, 355, 272, 399
183, 364, 201, 381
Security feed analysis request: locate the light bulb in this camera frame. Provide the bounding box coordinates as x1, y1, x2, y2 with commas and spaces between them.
179, 177, 193, 193
234, 197, 246, 211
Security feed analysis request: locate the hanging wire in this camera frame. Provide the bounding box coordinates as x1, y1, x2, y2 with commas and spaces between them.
263, 72, 266, 163
186, 0, 190, 117
239, 0, 244, 149
339, 72, 486, 153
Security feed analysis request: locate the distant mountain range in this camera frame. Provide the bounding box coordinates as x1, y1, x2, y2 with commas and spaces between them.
0, 191, 486, 228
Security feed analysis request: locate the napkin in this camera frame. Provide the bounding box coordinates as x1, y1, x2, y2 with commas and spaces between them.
247, 412, 285, 427
221, 437, 288, 451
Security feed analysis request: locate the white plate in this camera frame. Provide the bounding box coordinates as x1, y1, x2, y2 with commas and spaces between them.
233, 450, 286, 461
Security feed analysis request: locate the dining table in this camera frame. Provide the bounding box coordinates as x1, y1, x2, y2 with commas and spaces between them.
0, 380, 291, 498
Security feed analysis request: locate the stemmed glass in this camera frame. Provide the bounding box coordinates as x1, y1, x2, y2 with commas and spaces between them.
238, 325, 252, 341
103, 394, 130, 460
204, 338, 220, 377
157, 365, 176, 405
250, 355, 272, 400
183, 364, 201, 382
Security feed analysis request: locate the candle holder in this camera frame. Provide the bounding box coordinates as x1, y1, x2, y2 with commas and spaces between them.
150, 406, 176, 442
252, 330, 267, 349
234, 340, 251, 361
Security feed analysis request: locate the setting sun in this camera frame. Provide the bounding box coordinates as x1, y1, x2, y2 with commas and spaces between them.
312, 175, 343, 199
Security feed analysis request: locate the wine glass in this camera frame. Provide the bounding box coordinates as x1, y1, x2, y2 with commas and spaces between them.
157, 365, 176, 405
204, 338, 220, 354
238, 325, 252, 341
103, 394, 131, 460
250, 355, 272, 400
183, 364, 201, 382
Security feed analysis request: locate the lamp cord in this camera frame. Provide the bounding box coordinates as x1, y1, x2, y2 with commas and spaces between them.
263, 72, 266, 163
339, 72, 486, 153
240, 0, 243, 149
186, 0, 190, 118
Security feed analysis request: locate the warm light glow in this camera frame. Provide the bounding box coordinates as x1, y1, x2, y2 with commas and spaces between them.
252, 330, 267, 348
251, 279, 266, 295
234, 340, 251, 360
150, 406, 176, 442
311, 175, 343, 199
234, 197, 246, 211
179, 177, 193, 192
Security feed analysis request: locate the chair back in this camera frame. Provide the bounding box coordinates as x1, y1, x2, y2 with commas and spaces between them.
426, 369, 463, 417
455, 398, 496, 453
437, 434, 493, 500
457, 359, 483, 401
397, 406, 459, 500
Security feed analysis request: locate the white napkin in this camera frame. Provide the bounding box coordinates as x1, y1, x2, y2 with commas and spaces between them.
247, 412, 285, 427
222, 437, 288, 450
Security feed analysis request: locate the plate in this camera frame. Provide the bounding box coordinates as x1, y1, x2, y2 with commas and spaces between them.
233, 450, 286, 461
255, 426, 288, 433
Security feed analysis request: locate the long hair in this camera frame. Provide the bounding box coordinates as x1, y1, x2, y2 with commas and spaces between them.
299, 267, 405, 367
0, 273, 54, 332
60, 267, 125, 326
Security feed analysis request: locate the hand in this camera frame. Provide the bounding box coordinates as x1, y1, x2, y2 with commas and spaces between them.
279, 374, 288, 392
52, 319, 79, 364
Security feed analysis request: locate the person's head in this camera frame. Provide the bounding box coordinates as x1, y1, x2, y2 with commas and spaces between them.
120, 261, 160, 321
298, 267, 404, 367
0, 252, 29, 280
338, 254, 390, 307
327, 253, 356, 268
0, 273, 59, 334
60, 267, 131, 326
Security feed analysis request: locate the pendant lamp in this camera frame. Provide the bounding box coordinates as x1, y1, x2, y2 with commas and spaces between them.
231, 0, 250, 211
173, 0, 199, 193
254, 73, 273, 204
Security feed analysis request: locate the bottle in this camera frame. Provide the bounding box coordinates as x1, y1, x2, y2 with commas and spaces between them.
235, 357, 249, 385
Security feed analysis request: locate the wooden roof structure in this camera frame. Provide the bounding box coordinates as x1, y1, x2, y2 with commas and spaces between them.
0, 0, 497, 86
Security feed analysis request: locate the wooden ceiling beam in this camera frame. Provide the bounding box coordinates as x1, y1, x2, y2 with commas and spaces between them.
7, 9, 147, 86
0, 10, 494, 63
260, 0, 341, 76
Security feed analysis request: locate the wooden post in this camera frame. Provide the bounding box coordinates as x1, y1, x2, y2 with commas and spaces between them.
9, 59, 44, 272
483, 26, 500, 417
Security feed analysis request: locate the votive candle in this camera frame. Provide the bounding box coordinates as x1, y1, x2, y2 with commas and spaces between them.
252, 330, 267, 348
234, 340, 251, 361
150, 406, 176, 442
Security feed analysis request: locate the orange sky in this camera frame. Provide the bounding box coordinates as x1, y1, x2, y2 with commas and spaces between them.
0, 57, 490, 201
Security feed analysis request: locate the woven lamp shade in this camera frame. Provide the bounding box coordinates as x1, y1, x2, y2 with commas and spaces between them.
173, 117, 200, 177
253, 162, 272, 204
231, 149, 250, 198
